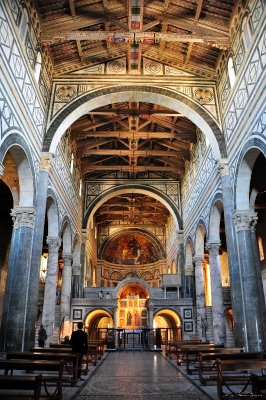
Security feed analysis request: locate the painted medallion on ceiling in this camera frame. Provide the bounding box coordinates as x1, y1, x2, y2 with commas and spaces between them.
103, 233, 159, 265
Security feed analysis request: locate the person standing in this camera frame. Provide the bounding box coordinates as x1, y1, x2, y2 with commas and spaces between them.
70, 321, 88, 380
38, 324, 47, 347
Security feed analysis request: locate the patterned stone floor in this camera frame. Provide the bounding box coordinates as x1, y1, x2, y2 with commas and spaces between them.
72, 351, 211, 400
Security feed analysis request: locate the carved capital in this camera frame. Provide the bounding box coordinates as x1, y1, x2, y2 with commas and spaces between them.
177, 231, 184, 242
82, 229, 87, 242
11, 207, 36, 229
206, 241, 221, 257
193, 255, 204, 267
185, 264, 193, 275
40, 152, 54, 172
72, 264, 81, 275
63, 254, 73, 265
0, 162, 5, 176
218, 159, 229, 177
46, 237, 61, 253
233, 211, 258, 232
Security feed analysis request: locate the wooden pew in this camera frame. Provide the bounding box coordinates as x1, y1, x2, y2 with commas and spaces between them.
166, 341, 202, 359
50, 344, 72, 349
198, 351, 263, 385
174, 344, 224, 368
0, 359, 65, 399
251, 373, 266, 397
31, 347, 72, 353
0, 374, 42, 400
216, 358, 266, 399
6, 351, 80, 385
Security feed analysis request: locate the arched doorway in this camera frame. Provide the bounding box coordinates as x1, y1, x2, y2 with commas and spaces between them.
153, 309, 182, 344
85, 309, 113, 340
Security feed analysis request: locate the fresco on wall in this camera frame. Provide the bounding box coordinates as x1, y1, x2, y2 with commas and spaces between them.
103, 233, 159, 265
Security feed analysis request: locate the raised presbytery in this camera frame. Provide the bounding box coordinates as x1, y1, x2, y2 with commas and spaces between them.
0, 0, 265, 358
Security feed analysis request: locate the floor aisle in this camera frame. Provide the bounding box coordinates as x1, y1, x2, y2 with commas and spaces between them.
72, 351, 210, 400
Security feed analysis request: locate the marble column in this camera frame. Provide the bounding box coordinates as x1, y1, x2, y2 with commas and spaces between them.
113, 307, 118, 329
79, 230, 87, 295
233, 211, 265, 351
0, 207, 36, 351
72, 264, 81, 298
193, 256, 207, 342
24, 153, 54, 350
184, 264, 194, 298
60, 254, 73, 335
178, 232, 185, 298
250, 225, 266, 342
218, 160, 245, 347
42, 237, 61, 345
206, 242, 226, 345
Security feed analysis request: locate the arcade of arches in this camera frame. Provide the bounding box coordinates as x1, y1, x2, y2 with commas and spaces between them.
0, 0, 265, 357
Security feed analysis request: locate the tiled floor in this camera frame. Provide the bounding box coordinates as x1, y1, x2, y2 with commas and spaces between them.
72, 351, 211, 400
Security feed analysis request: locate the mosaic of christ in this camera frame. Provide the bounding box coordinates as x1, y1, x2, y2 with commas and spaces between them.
103, 233, 159, 265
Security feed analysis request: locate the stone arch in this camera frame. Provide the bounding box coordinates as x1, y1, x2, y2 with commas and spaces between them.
153, 307, 182, 326
208, 194, 224, 242
0, 134, 36, 206
84, 184, 182, 229
185, 237, 194, 266
194, 220, 207, 255
84, 308, 114, 339
234, 138, 266, 211
115, 277, 152, 299
44, 86, 226, 159
46, 190, 59, 237
99, 227, 166, 260
72, 234, 81, 266
60, 217, 72, 254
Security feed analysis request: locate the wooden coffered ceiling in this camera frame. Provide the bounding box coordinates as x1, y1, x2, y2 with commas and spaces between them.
35, 0, 235, 77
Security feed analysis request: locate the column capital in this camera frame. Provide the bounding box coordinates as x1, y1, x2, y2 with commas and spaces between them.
40, 152, 54, 172
0, 162, 4, 176
82, 229, 87, 242
46, 236, 61, 252
185, 264, 193, 275
177, 231, 184, 242
218, 158, 229, 176
11, 206, 36, 229
193, 255, 204, 266
206, 241, 221, 257
233, 210, 258, 232
63, 254, 73, 265
72, 264, 81, 275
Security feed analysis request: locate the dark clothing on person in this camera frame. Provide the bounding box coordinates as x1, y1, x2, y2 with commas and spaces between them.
70, 325, 88, 379
38, 325, 47, 347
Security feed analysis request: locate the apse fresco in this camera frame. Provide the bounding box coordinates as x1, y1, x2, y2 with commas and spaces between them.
103, 233, 159, 265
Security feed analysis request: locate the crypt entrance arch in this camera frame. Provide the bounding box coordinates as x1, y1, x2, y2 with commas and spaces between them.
84, 309, 114, 340
153, 308, 182, 343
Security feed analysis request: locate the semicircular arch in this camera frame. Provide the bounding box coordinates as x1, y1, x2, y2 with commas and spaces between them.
45, 86, 226, 159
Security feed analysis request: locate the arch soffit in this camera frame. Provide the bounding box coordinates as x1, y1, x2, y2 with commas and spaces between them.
208, 192, 224, 242
194, 219, 207, 255
0, 133, 36, 205
234, 137, 266, 210
60, 215, 72, 253
45, 86, 225, 159
185, 236, 194, 265
99, 227, 166, 259
84, 308, 114, 324
84, 184, 182, 229
153, 307, 182, 324
114, 277, 153, 299
46, 188, 60, 236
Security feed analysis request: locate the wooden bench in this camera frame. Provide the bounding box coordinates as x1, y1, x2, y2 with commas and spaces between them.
174, 344, 224, 368
0, 374, 42, 400
166, 340, 202, 359
31, 347, 72, 353
198, 351, 264, 385
216, 358, 266, 399
6, 351, 79, 385
49, 344, 72, 349
251, 374, 266, 397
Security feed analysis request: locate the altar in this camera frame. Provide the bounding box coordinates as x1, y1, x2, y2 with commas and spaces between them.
118, 286, 148, 329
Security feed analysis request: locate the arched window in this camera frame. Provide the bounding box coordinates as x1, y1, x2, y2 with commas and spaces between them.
70, 153, 74, 174
19, 8, 29, 42
241, 16, 251, 49
228, 57, 236, 87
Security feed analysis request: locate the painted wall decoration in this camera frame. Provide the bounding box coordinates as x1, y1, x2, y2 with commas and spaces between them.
103, 233, 159, 265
